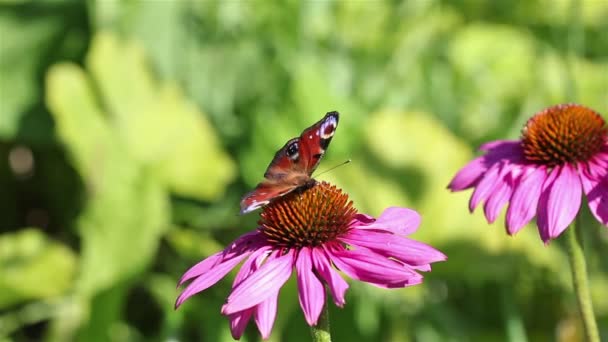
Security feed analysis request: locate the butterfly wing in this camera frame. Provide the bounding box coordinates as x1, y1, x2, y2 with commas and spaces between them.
240, 111, 340, 214
296, 111, 339, 174
240, 181, 298, 214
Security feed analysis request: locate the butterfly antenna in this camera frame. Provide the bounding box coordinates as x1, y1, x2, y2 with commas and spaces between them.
315, 159, 352, 177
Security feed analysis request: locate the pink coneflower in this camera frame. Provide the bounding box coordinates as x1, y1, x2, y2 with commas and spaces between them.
448, 103, 608, 243
176, 182, 446, 339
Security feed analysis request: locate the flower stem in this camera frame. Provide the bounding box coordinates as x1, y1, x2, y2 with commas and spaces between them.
565, 218, 600, 342
310, 302, 331, 342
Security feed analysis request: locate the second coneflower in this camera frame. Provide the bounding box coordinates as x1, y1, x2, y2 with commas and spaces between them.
176, 182, 446, 339
448, 103, 608, 243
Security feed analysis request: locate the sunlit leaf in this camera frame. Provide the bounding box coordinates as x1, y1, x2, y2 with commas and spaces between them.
46, 62, 168, 297
0, 13, 59, 138
85, 33, 236, 200
0, 228, 76, 308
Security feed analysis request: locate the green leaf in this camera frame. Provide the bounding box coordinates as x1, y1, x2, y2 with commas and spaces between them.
45, 62, 168, 297
0, 228, 76, 308
448, 24, 536, 139
0, 13, 60, 139
85, 32, 236, 200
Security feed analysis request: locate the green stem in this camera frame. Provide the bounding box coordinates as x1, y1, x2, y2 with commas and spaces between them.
565, 218, 600, 342
310, 301, 331, 342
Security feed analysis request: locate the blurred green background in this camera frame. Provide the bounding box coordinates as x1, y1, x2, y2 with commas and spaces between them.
1, 1, 607, 341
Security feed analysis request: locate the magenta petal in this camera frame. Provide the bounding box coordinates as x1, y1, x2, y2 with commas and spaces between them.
175, 251, 251, 308
229, 309, 254, 340
232, 246, 273, 291
450, 140, 523, 192
478, 140, 520, 152
340, 229, 446, 266
222, 250, 294, 315
506, 166, 546, 235
178, 232, 263, 286
311, 247, 348, 307
586, 153, 608, 180
254, 291, 279, 339
328, 247, 422, 288
579, 169, 608, 225
469, 162, 501, 212
295, 248, 325, 326
353, 207, 421, 235
178, 251, 223, 286
537, 165, 582, 242
448, 156, 487, 191
483, 171, 513, 223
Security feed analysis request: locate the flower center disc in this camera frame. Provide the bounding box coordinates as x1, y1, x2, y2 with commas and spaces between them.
521, 104, 606, 166
258, 182, 357, 248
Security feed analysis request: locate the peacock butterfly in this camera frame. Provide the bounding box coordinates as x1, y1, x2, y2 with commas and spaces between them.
240, 111, 340, 214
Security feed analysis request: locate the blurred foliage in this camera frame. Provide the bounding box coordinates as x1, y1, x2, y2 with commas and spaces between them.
1, 0, 607, 341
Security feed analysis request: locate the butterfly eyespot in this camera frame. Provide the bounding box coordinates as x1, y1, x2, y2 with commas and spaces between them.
286, 141, 299, 160
320, 118, 337, 139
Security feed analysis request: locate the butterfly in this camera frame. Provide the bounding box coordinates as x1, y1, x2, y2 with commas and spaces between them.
240, 111, 340, 214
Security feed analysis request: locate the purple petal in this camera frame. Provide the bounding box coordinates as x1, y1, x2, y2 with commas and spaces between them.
178, 251, 223, 286
450, 140, 524, 192
233, 246, 272, 286
586, 153, 608, 180
412, 264, 431, 272
352, 207, 421, 235
537, 165, 582, 243
311, 247, 348, 307
469, 162, 502, 212
222, 250, 294, 315
229, 309, 254, 340
340, 229, 446, 266
175, 250, 250, 308
506, 166, 546, 235
254, 291, 279, 339
350, 213, 375, 225
448, 155, 488, 191
478, 140, 521, 152
483, 168, 515, 223
178, 231, 263, 286
579, 167, 608, 225
295, 248, 325, 326
328, 247, 422, 288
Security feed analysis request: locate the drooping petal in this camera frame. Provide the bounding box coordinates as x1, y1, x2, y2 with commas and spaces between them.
586, 152, 608, 180
340, 229, 446, 266
447, 155, 488, 191
230, 248, 281, 340
311, 247, 348, 307
483, 166, 517, 223
450, 140, 523, 192
295, 248, 325, 326
506, 166, 546, 234
176, 250, 251, 308
469, 162, 502, 212
254, 291, 279, 339
177, 251, 223, 286
233, 246, 272, 286
537, 165, 582, 242
228, 309, 254, 340
178, 231, 263, 286
352, 207, 421, 235
579, 168, 608, 225
222, 250, 294, 315
328, 247, 422, 288
585, 157, 608, 181
478, 140, 521, 153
